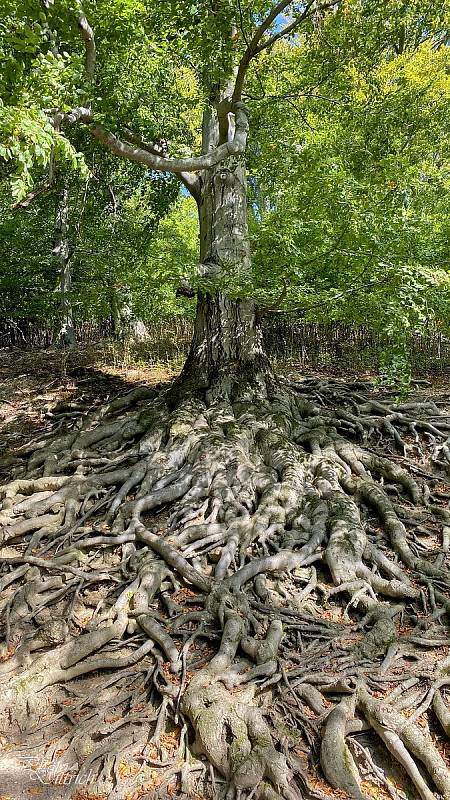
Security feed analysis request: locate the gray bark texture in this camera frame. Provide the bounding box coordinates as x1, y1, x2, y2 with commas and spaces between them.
181, 95, 268, 385
53, 185, 75, 347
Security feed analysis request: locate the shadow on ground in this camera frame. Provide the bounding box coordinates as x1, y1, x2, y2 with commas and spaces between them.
0, 346, 179, 479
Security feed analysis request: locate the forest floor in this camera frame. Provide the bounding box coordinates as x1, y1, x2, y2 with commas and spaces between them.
0, 344, 183, 480
0, 346, 179, 799
1, 344, 447, 469
0, 345, 449, 800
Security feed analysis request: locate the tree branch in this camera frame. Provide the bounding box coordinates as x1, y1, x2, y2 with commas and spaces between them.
53, 106, 93, 127
78, 13, 95, 81
88, 102, 249, 175
232, 0, 338, 103
178, 172, 202, 201
11, 182, 54, 210
123, 129, 168, 153
49, 4, 248, 187
262, 276, 391, 315
257, 0, 338, 54
254, 2, 320, 54
247, 1, 295, 53
233, 0, 294, 103
18, 4, 94, 211
123, 128, 202, 200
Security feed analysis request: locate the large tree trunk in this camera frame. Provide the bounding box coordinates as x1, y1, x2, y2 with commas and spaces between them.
182, 117, 268, 385
110, 285, 124, 339
110, 285, 148, 342
184, 290, 266, 385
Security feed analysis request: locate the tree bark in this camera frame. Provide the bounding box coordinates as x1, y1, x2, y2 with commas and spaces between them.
53, 186, 75, 347
184, 290, 266, 384
110, 286, 123, 339
182, 111, 268, 385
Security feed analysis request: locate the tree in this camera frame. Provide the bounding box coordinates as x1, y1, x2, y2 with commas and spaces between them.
245, 29, 450, 384
0, 156, 182, 337
1, 3, 450, 799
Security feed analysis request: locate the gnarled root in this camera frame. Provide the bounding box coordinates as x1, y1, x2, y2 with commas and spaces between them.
1, 374, 449, 799
182, 615, 294, 799
357, 686, 450, 800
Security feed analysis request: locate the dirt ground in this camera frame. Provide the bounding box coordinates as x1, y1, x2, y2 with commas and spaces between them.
1, 344, 448, 470
0, 344, 180, 475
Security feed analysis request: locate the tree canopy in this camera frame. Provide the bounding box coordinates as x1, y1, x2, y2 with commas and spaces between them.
0, 0, 449, 376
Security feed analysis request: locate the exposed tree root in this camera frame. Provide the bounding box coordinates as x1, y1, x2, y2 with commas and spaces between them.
0, 373, 449, 799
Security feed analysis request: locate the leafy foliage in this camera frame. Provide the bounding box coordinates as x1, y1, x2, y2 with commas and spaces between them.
0, 154, 186, 324
0, 0, 449, 380
243, 6, 450, 377
0, 0, 89, 198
